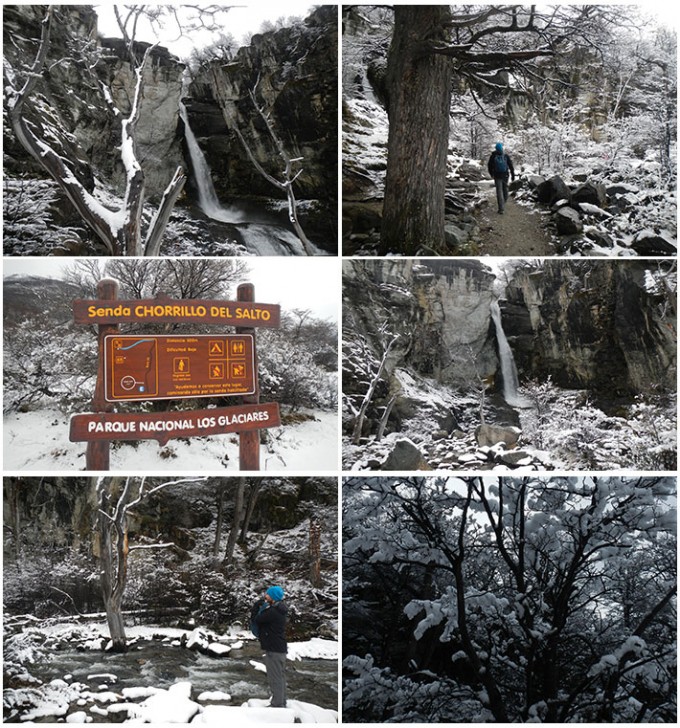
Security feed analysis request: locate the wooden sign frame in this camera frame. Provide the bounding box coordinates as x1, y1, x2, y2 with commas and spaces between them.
72, 281, 280, 472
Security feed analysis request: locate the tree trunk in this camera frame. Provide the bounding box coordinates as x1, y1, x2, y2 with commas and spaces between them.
103, 595, 127, 652
213, 484, 226, 559
224, 477, 246, 564
239, 478, 263, 543
380, 6, 453, 255
309, 518, 322, 587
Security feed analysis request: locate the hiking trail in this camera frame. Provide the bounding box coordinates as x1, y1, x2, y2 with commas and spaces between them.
471, 182, 555, 255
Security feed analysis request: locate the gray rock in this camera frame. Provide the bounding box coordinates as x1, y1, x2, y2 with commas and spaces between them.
630, 231, 677, 257
585, 230, 615, 248
527, 175, 545, 189
572, 181, 607, 208
381, 439, 430, 471
444, 222, 469, 249
554, 207, 583, 235
498, 450, 534, 467
475, 424, 521, 448
536, 175, 571, 205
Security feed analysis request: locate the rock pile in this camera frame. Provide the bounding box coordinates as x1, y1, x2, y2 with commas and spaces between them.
525, 174, 676, 256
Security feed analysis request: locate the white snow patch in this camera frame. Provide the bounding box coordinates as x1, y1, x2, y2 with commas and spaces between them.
206, 642, 232, 656
287, 638, 338, 661
3, 407, 338, 471
197, 690, 232, 702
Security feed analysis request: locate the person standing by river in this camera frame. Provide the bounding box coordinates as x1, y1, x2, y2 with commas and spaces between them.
488, 142, 515, 214
251, 585, 288, 708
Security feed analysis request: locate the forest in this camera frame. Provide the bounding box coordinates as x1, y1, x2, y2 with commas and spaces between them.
3, 259, 338, 471
342, 476, 676, 723
342, 258, 676, 472
342, 5, 677, 256
3, 5, 337, 257
3, 475, 338, 723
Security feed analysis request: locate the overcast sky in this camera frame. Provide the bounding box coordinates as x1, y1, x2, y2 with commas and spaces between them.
94, 3, 320, 58
2, 257, 340, 322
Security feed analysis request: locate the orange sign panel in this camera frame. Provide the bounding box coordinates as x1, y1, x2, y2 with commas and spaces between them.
104, 335, 255, 402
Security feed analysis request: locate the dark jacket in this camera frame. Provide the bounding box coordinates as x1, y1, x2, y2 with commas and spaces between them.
254, 601, 288, 654
488, 150, 515, 180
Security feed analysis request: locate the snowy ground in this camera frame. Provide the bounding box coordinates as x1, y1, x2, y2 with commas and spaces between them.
2, 407, 338, 472
4, 622, 338, 723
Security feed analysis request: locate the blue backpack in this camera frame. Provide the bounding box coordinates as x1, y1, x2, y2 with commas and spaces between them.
250, 599, 267, 637
493, 153, 508, 175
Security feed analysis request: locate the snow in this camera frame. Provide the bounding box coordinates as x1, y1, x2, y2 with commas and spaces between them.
198, 690, 232, 702
287, 638, 338, 661
3, 407, 338, 471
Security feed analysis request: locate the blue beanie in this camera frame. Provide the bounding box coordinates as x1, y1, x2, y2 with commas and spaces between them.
266, 586, 285, 601
495, 142, 504, 152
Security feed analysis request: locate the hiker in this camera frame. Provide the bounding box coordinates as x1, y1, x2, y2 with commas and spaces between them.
488, 142, 515, 214
251, 585, 288, 708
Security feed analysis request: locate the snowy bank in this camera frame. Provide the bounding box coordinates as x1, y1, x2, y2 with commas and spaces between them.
3, 408, 338, 471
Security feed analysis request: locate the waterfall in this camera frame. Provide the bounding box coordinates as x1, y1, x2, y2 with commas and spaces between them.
490, 300, 527, 408
179, 103, 244, 223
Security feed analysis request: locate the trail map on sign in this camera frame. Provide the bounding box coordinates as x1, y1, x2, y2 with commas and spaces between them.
104, 335, 255, 402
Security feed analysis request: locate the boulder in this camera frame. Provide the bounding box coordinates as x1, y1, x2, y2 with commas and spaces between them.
572, 181, 607, 208
535, 175, 571, 205
498, 450, 534, 467
630, 231, 677, 257
606, 183, 639, 196
381, 438, 430, 470
527, 175, 545, 189
444, 222, 468, 249
576, 202, 612, 218
475, 424, 521, 448
585, 229, 615, 248
554, 207, 583, 235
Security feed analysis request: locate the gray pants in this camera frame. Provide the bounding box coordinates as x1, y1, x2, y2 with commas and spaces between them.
495, 176, 509, 212
264, 650, 287, 707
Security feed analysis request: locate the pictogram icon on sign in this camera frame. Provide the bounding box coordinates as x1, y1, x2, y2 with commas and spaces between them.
209, 340, 224, 356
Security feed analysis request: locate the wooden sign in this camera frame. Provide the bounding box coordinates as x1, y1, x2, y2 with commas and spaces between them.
104, 334, 255, 402
70, 403, 281, 446
73, 296, 280, 328
75, 280, 276, 471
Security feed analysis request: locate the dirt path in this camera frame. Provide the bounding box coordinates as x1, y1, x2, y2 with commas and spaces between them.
472, 182, 555, 255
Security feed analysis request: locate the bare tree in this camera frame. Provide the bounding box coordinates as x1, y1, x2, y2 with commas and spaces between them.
211, 70, 315, 255
351, 326, 400, 445
3, 6, 185, 256
95, 475, 205, 650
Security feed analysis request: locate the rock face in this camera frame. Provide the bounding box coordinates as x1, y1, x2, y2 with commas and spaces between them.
4, 5, 336, 253
185, 8, 337, 215
3, 6, 185, 200
99, 39, 185, 197
502, 261, 676, 396
343, 259, 499, 387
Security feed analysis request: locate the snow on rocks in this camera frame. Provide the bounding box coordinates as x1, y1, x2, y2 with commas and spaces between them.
288, 638, 338, 661
65, 710, 92, 723
197, 690, 232, 702
125, 682, 201, 723
185, 628, 233, 658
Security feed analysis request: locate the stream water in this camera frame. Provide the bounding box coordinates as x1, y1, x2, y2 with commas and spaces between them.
22, 639, 337, 720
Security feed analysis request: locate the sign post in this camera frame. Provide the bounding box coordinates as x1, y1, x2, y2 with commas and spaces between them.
87, 278, 119, 471
72, 282, 281, 472
236, 283, 260, 471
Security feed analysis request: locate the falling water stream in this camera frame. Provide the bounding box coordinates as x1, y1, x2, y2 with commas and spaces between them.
490, 300, 530, 409
179, 103, 245, 224
179, 103, 315, 255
